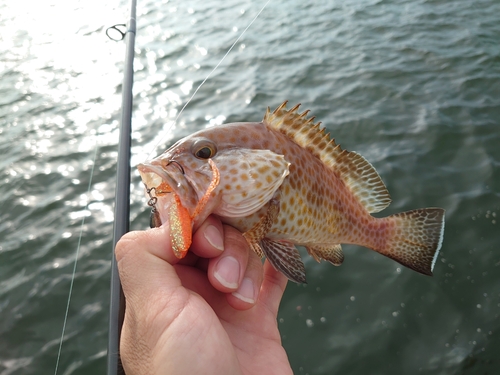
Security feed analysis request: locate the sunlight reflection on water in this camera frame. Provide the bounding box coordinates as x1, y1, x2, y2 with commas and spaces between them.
1, 0, 500, 374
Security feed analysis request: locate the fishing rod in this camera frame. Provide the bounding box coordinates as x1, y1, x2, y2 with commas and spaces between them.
107, 0, 137, 374
104, 2, 270, 374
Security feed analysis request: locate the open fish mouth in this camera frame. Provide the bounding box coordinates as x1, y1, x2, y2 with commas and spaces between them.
138, 160, 184, 192
137, 159, 199, 217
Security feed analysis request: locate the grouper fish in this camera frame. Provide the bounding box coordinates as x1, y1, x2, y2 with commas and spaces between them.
138, 102, 445, 283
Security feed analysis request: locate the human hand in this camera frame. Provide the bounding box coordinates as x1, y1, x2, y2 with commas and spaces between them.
115, 215, 293, 375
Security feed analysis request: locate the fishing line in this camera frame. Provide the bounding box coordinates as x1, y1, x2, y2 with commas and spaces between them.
55, 1, 271, 374
54, 144, 99, 375
147, 0, 271, 159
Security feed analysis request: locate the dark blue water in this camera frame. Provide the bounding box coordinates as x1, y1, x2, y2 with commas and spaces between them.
1, 0, 499, 374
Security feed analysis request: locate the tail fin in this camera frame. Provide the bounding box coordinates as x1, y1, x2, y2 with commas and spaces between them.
379, 208, 445, 276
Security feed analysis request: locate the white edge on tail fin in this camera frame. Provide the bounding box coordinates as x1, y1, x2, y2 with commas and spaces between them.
431, 213, 446, 272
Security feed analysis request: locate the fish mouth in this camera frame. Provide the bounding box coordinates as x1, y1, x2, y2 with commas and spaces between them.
137, 159, 198, 214
137, 160, 182, 194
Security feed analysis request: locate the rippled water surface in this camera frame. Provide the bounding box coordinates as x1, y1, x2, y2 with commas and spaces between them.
1, 0, 499, 374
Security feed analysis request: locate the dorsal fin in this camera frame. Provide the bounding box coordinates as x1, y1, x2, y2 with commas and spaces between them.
264, 101, 391, 213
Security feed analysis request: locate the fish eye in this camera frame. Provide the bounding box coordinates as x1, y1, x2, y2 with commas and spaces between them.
195, 146, 214, 159
192, 139, 217, 159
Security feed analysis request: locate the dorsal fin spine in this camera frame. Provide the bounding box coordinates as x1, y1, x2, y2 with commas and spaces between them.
299, 110, 310, 119
263, 101, 392, 214
274, 101, 288, 114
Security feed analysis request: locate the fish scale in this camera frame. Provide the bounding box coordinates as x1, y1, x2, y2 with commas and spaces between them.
138, 102, 445, 283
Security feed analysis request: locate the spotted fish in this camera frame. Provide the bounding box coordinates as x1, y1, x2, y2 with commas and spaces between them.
138, 102, 445, 283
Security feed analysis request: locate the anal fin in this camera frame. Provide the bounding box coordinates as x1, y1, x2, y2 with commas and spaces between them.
306, 244, 344, 266
261, 239, 306, 284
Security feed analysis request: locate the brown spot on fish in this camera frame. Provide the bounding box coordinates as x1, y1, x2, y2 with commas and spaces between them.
281, 201, 288, 212
258, 165, 271, 174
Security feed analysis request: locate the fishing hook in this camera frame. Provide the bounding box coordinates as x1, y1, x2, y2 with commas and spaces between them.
145, 186, 162, 228
145, 186, 158, 209
167, 160, 185, 175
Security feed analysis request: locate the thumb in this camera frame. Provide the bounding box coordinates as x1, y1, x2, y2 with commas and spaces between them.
115, 227, 183, 314
115, 227, 192, 375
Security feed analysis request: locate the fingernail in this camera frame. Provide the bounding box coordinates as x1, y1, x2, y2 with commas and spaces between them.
214, 256, 240, 289
204, 225, 224, 251
232, 278, 256, 304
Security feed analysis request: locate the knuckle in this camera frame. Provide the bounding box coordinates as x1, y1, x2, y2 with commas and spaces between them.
222, 224, 248, 248
115, 231, 144, 262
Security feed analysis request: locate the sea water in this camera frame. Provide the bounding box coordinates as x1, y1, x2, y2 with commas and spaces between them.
1, 0, 499, 374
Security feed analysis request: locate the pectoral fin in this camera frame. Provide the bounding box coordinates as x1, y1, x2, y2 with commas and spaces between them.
248, 242, 264, 258
241, 190, 305, 283
242, 189, 281, 247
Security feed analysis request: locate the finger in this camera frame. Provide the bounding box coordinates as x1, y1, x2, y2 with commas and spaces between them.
190, 215, 225, 258
176, 215, 225, 267
116, 225, 179, 266
116, 228, 190, 375
226, 248, 264, 310
207, 225, 250, 293
257, 260, 288, 317
115, 228, 182, 308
